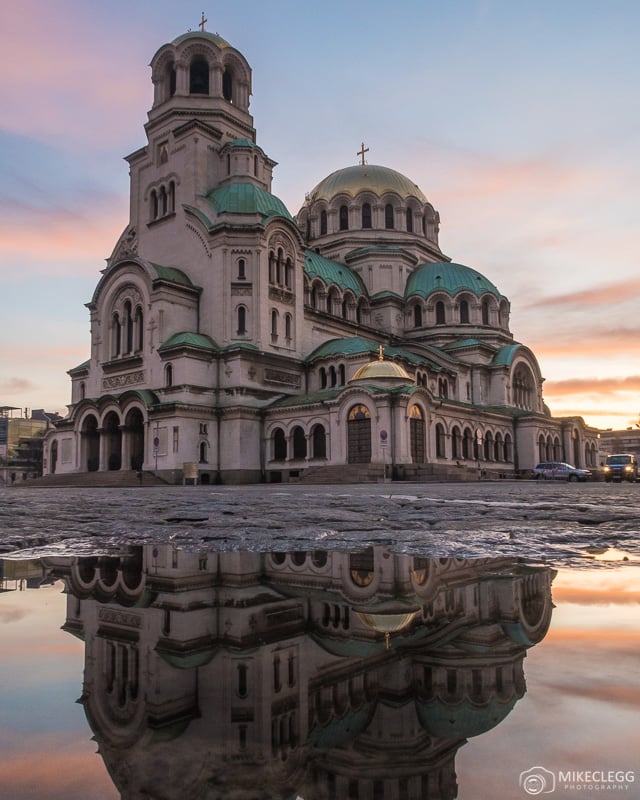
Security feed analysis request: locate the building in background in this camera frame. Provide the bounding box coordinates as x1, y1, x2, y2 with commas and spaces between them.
0, 407, 61, 484
44, 27, 598, 484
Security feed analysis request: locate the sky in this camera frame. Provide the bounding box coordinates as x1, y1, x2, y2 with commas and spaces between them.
1, 0, 639, 431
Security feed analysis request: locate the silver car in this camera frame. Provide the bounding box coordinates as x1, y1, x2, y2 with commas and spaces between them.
533, 462, 592, 482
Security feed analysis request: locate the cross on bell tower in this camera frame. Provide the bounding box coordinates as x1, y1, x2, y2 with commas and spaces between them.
199, 12, 207, 32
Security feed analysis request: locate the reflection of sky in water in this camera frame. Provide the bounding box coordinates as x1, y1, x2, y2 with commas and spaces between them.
457, 565, 640, 799
1, 557, 638, 800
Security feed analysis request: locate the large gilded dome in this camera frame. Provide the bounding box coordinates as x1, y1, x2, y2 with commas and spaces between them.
308, 164, 428, 203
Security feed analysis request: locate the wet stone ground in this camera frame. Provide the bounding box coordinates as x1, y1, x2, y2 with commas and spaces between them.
1, 481, 640, 567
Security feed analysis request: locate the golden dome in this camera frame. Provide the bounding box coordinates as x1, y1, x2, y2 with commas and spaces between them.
351, 346, 411, 382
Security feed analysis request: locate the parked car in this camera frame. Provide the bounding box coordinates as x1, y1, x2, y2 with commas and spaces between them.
602, 453, 638, 483
533, 462, 592, 482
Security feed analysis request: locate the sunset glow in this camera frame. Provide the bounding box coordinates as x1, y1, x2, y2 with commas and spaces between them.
2, 1, 639, 429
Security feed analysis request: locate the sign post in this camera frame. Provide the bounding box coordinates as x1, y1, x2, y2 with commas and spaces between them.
380, 430, 389, 481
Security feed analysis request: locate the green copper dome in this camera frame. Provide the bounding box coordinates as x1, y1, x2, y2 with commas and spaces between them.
308, 165, 427, 203
206, 183, 293, 221
406, 262, 503, 299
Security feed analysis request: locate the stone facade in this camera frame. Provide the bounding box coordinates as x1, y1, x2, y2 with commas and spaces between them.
44, 28, 598, 484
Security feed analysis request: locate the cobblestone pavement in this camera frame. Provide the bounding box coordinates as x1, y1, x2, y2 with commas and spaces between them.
1, 481, 640, 566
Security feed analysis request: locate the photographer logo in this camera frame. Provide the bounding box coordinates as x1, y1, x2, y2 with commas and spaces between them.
520, 767, 556, 795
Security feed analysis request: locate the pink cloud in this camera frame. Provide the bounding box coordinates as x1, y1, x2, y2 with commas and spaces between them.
526, 277, 640, 308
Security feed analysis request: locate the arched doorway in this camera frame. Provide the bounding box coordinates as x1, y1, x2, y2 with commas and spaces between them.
347, 405, 371, 464
125, 408, 145, 471
103, 411, 122, 471
50, 440, 58, 474
81, 414, 100, 472
409, 405, 425, 463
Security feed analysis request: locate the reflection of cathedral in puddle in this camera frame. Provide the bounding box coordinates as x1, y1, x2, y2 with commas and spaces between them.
47, 548, 555, 799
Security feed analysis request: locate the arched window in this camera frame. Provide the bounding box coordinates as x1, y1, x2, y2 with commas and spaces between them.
435, 301, 446, 325
435, 423, 446, 458
460, 300, 469, 324
112, 312, 121, 358
462, 427, 473, 460
164, 363, 173, 387
413, 304, 422, 327
406, 207, 413, 232
253, 155, 258, 176
311, 285, 318, 309
329, 366, 337, 387
504, 433, 513, 462
273, 428, 287, 461
451, 426, 461, 459
339, 364, 346, 385
482, 299, 490, 325
227, 153, 231, 175
276, 248, 283, 285
494, 432, 503, 462
237, 258, 246, 279
222, 68, 233, 101
410, 405, 425, 463
237, 306, 247, 335
268, 251, 275, 283
339, 205, 349, 230
513, 365, 535, 410
150, 190, 158, 220
385, 203, 394, 229
237, 664, 248, 698
168, 181, 175, 213
124, 301, 133, 354
199, 442, 208, 463
484, 431, 494, 461
319, 367, 327, 389
190, 57, 209, 94
362, 203, 372, 229
341, 297, 349, 320
159, 185, 167, 216
292, 426, 307, 459
166, 62, 176, 97
285, 258, 292, 289
271, 309, 278, 341
320, 210, 327, 235
135, 306, 143, 352
312, 424, 327, 459
285, 313, 292, 340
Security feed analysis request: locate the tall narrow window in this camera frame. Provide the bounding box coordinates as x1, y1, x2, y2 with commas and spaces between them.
112, 312, 121, 358
222, 68, 233, 101
285, 313, 292, 340
406, 207, 413, 232
285, 258, 292, 289
253, 155, 258, 176
168, 181, 175, 213
273, 428, 287, 461
320, 210, 327, 235
339, 205, 349, 230
362, 203, 372, 229
165, 363, 173, 387
151, 190, 158, 220
271, 309, 278, 341
160, 186, 167, 216
482, 299, 490, 325
135, 306, 143, 351
237, 306, 247, 335
124, 301, 133, 354
413, 304, 422, 327
460, 300, 469, 323
237, 258, 246, 279
385, 203, 394, 229
190, 58, 209, 94
435, 301, 446, 325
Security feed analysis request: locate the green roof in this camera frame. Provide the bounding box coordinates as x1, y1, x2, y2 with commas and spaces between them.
150, 264, 195, 288
406, 262, 503, 299
306, 337, 442, 371
227, 138, 259, 149
159, 332, 219, 352
304, 251, 367, 297
206, 183, 293, 220
68, 359, 90, 374
269, 388, 344, 409
493, 344, 522, 367
171, 31, 231, 48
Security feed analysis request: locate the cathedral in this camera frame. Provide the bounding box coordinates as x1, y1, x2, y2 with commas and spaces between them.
44, 26, 598, 484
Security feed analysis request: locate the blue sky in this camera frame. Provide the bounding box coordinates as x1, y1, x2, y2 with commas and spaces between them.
2, 0, 639, 428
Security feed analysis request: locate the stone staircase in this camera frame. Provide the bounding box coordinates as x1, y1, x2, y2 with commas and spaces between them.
18, 470, 171, 489
291, 464, 386, 484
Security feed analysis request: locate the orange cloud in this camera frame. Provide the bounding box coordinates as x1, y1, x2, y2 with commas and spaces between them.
553, 587, 640, 605
0, 201, 127, 274
526, 278, 640, 308
531, 330, 640, 358
544, 375, 640, 396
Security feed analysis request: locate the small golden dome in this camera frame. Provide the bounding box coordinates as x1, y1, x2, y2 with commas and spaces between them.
351, 345, 411, 382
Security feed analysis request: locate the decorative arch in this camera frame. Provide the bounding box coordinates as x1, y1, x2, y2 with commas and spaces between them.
409, 405, 425, 463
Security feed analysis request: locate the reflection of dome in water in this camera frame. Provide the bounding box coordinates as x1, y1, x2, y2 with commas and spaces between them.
351, 347, 411, 383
